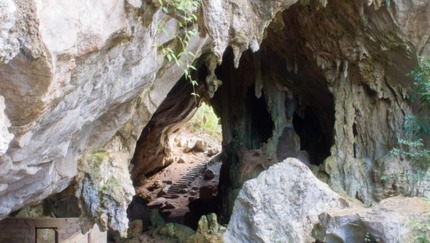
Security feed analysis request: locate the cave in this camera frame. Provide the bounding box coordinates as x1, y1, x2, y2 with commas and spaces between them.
128, 66, 224, 230
128, 4, 337, 226
1, 0, 428, 241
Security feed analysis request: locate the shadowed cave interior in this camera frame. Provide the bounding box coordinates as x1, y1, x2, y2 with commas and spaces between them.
25, 3, 341, 236
128, 6, 336, 228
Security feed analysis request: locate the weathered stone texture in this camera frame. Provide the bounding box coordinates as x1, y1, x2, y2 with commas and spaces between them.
1, 0, 430, 237
224, 158, 430, 243
0, 0, 206, 235
0, 96, 13, 156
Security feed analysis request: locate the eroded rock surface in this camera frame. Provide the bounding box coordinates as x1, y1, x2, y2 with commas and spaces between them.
211, 0, 430, 218
0, 96, 13, 156
1, 0, 430, 238
224, 158, 430, 243
0, 0, 206, 235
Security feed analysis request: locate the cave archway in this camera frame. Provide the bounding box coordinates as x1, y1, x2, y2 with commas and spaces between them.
208, 8, 336, 220
129, 66, 225, 229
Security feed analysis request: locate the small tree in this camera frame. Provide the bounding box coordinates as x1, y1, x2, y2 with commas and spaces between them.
391, 57, 430, 181
391, 57, 430, 243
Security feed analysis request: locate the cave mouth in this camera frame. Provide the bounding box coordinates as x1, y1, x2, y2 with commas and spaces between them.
128, 75, 223, 230
293, 107, 332, 166
245, 86, 275, 149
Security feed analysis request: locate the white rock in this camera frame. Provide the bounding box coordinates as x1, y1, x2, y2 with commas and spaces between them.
0, 96, 13, 156
224, 158, 345, 243
224, 158, 430, 243
0, 0, 18, 62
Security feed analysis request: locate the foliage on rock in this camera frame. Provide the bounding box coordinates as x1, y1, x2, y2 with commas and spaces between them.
188, 102, 221, 137
156, 0, 201, 98
390, 57, 430, 182
76, 149, 134, 237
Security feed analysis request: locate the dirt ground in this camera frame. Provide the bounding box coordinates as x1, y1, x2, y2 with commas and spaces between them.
135, 128, 222, 221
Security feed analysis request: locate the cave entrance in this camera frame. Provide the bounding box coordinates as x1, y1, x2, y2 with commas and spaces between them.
292, 107, 332, 166
209, 7, 336, 219
129, 75, 223, 230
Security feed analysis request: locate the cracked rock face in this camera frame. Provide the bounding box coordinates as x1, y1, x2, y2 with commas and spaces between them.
224, 158, 430, 243
0, 0, 430, 237
0, 0, 207, 235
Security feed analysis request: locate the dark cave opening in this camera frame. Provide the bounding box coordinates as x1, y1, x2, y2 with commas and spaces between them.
245, 86, 274, 149
127, 2, 341, 230
292, 107, 332, 166
127, 65, 225, 231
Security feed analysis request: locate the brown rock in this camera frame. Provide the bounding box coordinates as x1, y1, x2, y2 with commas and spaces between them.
157, 185, 170, 197
204, 169, 215, 180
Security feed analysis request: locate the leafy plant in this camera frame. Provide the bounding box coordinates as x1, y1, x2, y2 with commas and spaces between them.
188, 102, 221, 137
156, 0, 201, 99
409, 203, 430, 243
364, 231, 380, 242
390, 57, 430, 243
390, 57, 430, 181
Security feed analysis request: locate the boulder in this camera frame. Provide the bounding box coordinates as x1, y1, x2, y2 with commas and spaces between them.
224, 158, 430, 243
314, 197, 430, 243
194, 140, 208, 153
204, 169, 216, 180
185, 214, 225, 243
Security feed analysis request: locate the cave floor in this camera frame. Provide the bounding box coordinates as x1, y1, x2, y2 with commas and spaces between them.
135, 130, 222, 220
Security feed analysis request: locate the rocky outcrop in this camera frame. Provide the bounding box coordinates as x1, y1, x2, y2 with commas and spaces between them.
224, 158, 430, 242
0, 96, 13, 156
0, 0, 207, 235
1, 0, 430, 237
211, 0, 430, 218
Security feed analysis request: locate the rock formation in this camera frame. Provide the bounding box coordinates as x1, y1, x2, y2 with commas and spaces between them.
0, 0, 207, 236
0, 0, 430, 239
224, 158, 430, 242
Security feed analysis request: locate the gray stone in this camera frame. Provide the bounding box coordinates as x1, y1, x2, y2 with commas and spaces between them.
224, 158, 430, 243
0, 96, 13, 156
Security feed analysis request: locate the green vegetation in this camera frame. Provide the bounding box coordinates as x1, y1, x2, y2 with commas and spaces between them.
101, 177, 122, 204
390, 57, 430, 182
156, 0, 201, 99
188, 102, 221, 137
391, 57, 430, 243
410, 205, 430, 243
364, 232, 380, 242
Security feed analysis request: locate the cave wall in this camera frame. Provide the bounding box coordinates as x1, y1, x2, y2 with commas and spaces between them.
0, 0, 429, 235
130, 75, 208, 183
0, 0, 208, 235
211, 0, 430, 217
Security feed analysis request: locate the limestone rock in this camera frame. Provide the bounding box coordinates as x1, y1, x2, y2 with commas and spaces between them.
0, 96, 13, 156
314, 197, 430, 243
75, 149, 135, 237
186, 214, 225, 243
224, 158, 347, 243
0, 0, 207, 229
184, 139, 198, 153
224, 158, 430, 243
157, 185, 171, 197
206, 148, 219, 157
